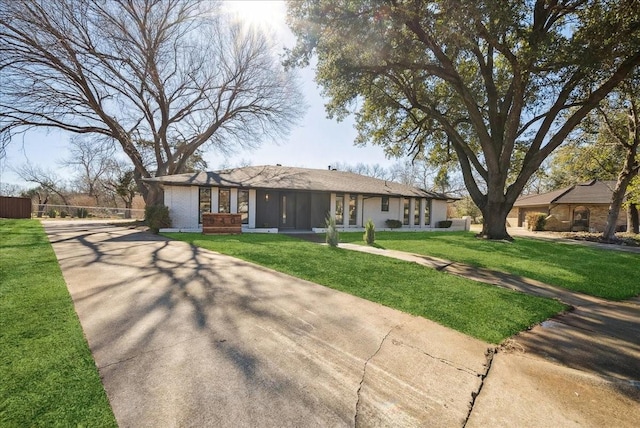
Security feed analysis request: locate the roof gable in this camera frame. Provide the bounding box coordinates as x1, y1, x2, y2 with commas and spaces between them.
514, 180, 618, 207
144, 165, 450, 199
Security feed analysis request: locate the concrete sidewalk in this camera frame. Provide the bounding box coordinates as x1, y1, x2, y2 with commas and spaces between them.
337, 242, 640, 425
340, 243, 640, 374
44, 221, 639, 427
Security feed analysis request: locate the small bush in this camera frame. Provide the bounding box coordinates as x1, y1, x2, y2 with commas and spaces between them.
46, 209, 57, 218
526, 212, 547, 231
385, 219, 402, 228
325, 215, 339, 247
75, 208, 88, 218
437, 220, 453, 228
145, 205, 171, 233
363, 219, 375, 245
59, 210, 68, 218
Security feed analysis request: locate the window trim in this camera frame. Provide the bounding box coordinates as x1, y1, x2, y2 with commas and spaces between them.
218, 188, 231, 213
349, 194, 357, 226
335, 193, 344, 224
198, 187, 211, 224
238, 189, 249, 224
403, 198, 410, 225
381, 196, 389, 212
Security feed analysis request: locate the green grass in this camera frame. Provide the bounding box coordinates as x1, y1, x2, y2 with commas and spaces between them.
339, 231, 640, 300
0, 219, 116, 427
164, 232, 566, 344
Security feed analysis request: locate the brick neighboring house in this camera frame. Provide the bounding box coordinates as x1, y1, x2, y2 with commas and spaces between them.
145, 165, 459, 232
507, 180, 627, 232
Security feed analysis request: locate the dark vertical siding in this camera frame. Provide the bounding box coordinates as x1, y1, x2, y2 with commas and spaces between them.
255, 189, 280, 228
310, 193, 330, 228
295, 192, 311, 230
0, 196, 32, 219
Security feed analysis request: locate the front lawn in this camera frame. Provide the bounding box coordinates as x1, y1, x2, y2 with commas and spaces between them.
339, 231, 640, 300
0, 219, 116, 427
164, 233, 566, 344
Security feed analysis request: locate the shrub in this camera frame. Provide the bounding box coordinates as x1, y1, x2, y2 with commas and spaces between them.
59, 210, 68, 218
145, 205, 171, 233
46, 209, 57, 218
363, 218, 375, 245
437, 220, 453, 228
385, 219, 402, 228
526, 212, 547, 231
75, 208, 88, 218
325, 215, 339, 247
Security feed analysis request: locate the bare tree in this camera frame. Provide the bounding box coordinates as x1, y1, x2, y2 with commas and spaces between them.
21, 187, 49, 218
0, 0, 304, 205
103, 162, 138, 219
0, 182, 23, 197
62, 136, 116, 205
330, 162, 391, 179
14, 164, 70, 206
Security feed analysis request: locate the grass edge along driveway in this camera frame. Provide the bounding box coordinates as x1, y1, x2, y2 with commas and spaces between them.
164, 233, 566, 344
339, 231, 640, 301
0, 219, 117, 427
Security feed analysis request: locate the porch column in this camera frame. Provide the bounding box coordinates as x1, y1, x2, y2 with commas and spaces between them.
211, 187, 219, 213
230, 188, 238, 214
419, 198, 426, 228
330, 193, 336, 218
248, 189, 256, 228
342, 193, 349, 227
409, 198, 416, 227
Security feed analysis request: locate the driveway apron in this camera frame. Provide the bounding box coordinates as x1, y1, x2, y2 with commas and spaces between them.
43, 222, 491, 427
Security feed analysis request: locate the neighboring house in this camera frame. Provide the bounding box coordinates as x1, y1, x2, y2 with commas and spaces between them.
507, 180, 626, 232
145, 165, 457, 232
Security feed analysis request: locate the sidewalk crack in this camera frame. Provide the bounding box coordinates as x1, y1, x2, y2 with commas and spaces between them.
354, 325, 397, 427
394, 339, 478, 376
463, 347, 496, 428
97, 333, 211, 370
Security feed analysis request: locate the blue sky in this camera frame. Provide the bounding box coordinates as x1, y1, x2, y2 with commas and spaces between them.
0, 1, 395, 190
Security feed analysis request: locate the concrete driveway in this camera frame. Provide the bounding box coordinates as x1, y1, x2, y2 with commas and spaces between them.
43, 221, 639, 427
44, 221, 491, 427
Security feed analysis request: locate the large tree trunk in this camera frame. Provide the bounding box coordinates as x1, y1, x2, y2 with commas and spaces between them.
602, 175, 635, 241
602, 150, 638, 241
124, 201, 132, 219
628, 203, 639, 233
139, 181, 163, 207
479, 201, 512, 240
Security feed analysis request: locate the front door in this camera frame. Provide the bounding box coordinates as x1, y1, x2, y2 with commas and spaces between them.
279, 192, 296, 229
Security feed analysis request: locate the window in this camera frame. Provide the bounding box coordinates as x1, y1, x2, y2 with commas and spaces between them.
218, 188, 230, 213
414, 199, 420, 226
381, 196, 389, 212
238, 190, 249, 224
424, 199, 431, 226
349, 195, 357, 226
335, 194, 344, 224
281, 194, 288, 224
403, 198, 410, 225
198, 187, 211, 224
573, 206, 590, 230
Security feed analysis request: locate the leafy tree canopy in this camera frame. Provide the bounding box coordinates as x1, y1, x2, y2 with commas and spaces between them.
286, 0, 640, 239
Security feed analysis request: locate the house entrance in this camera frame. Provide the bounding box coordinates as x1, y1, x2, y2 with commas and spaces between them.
572, 206, 590, 231
279, 192, 311, 230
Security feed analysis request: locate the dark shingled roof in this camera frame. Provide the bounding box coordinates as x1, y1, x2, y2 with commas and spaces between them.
144, 165, 450, 199
514, 180, 618, 207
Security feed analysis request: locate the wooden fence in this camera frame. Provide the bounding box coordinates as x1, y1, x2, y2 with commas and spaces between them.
0, 196, 32, 219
